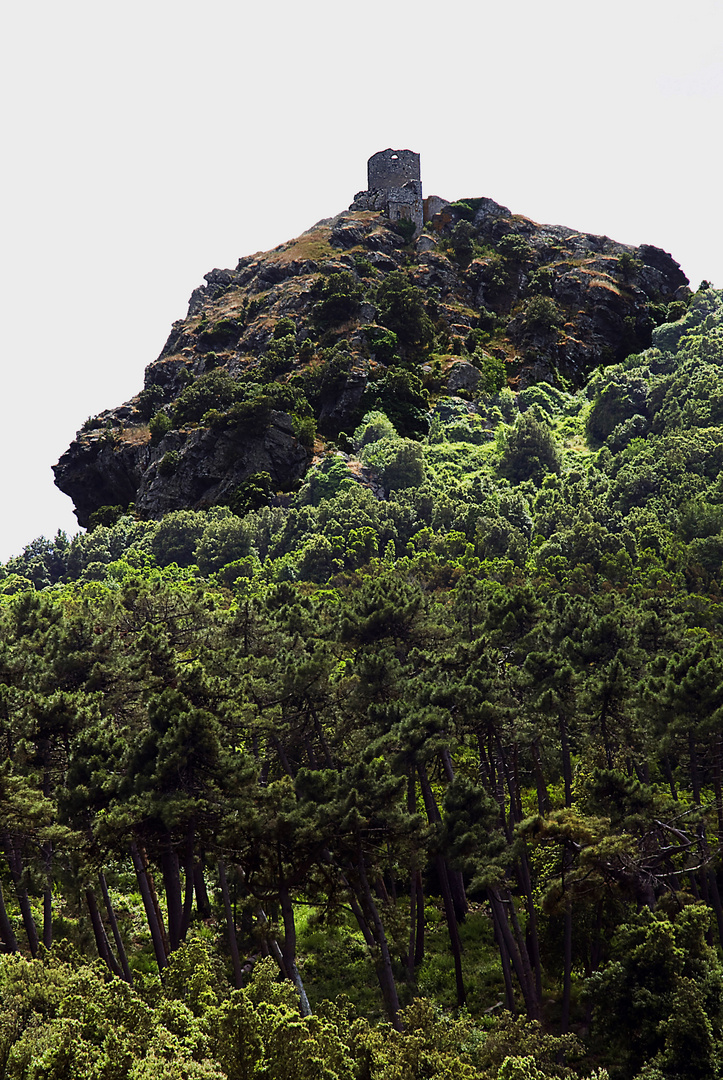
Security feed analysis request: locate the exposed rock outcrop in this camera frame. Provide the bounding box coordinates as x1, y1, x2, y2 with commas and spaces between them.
54, 194, 690, 526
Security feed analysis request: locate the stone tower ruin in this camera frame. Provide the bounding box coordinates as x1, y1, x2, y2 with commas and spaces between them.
367, 148, 421, 192
350, 149, 448, 237
351, 148, 424, 236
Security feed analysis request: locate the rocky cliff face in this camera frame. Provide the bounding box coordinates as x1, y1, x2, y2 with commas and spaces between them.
54, 195, 689, 527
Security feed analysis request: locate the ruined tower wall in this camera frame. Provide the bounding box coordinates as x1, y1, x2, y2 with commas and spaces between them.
367, 149, 421, 193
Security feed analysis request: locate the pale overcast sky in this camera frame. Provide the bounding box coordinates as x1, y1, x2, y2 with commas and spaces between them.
1, 0, 722, 560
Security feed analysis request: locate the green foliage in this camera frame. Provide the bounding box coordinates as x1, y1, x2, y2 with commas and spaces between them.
150, 410, 172, 444
520, 296, 563, 335
375, 271, 434, 351
314, 271, 363, 328
6, 292, 723, 1080
197, 317, 240, 352
474, 351, 508, 395
589, 906, 723, 1080
158, 450, 180, 476
138, 384, 168, 421
498, 412, 562, 483
497, 232, 532, 264
527, 267, 555, 296
353, 411, 397, 451
273, 317, 296, 340
448, 200, 476, 222
295, 341, 353, 416
452, 220, 475, 267
518, 382, 578, 419
227, 472, 275, 516
293, 413, 316, 450
260, 332, 297, 379
364, 366, 429, 438
296, 455, 358, 506
362, 436, 425, 491
173, 371, 241, 427
617, 250, 640, 281
88, 504, 127, 530
364, 326, 399, 365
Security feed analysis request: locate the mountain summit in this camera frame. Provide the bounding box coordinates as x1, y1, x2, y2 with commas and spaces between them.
54, 151, 689, 528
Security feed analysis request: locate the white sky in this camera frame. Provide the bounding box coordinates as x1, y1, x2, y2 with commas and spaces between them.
1, 0, 722, 560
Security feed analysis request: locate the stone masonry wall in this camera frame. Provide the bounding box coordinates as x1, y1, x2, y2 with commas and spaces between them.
367, 149, 421, 191
387, 180, 424, 233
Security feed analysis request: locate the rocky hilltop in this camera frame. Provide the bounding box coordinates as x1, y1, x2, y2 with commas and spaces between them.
54, 193, 689, 527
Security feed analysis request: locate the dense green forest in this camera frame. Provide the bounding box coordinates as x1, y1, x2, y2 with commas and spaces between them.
2, 287, 723, 1079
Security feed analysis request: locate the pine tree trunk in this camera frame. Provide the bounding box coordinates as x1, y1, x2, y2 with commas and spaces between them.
532, 741, 549, 815
714, 735, 723, 850
408, 870, 417, 980
278, 885, 312, 1016
418, 760, 467, 920
161, 845, 183, 951
488, 887, 540, 1019
436, 853, 466, 1006
180, 848, 195, 940
517, 847, 542, 1000
194, 862, 212, 917
561, 901, 573, 1033
350, 846, 402, 1030
42, 841, 53, 949
2, 837, 39, 957
17, 887, 39, 958
99, 871, 133, 983
0, 881, 18, 953
490, 900, 515, 1011
218, 859, 242, 988
131, 843, 168, 972
560, 717, 572, 808
414, 871, 425, 968
86, 887, 121, 977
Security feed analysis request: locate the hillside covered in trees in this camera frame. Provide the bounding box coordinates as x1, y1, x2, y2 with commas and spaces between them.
2, 226, 723, 1078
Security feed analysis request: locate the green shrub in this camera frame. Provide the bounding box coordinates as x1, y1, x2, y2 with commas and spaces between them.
498, 232, 532, 263
353, 410, 397, 451
474, 351, 508, 395
362, 436, 425, 490
228, 472, 274, 516
314, 271, 362, 327
363, 366, 429, 438
197, 317, 240, 352
527, 266, 555, 296
451, 220, 475, 267
296, 456, 357, 505
158, 450, 180, 476
499, 412, 562, 483
259, 333, 296, 378
364, 326, 399, 364
518, 381, 575, 418
666, 300, 688, 322
173, 370, 240, 427
88, 505, 126, 531
448, 200, 475, 222
273, 317, 296, 340
150, 509, 206, 566
353, 254, 374, 276
293, 414, 316, 450
376, 271, 434, 351
149, 411, 172, 444
586, 374, 649, 444
520, 296, 563, 335
138, 383, 167, 421
617, 250, 640, 281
